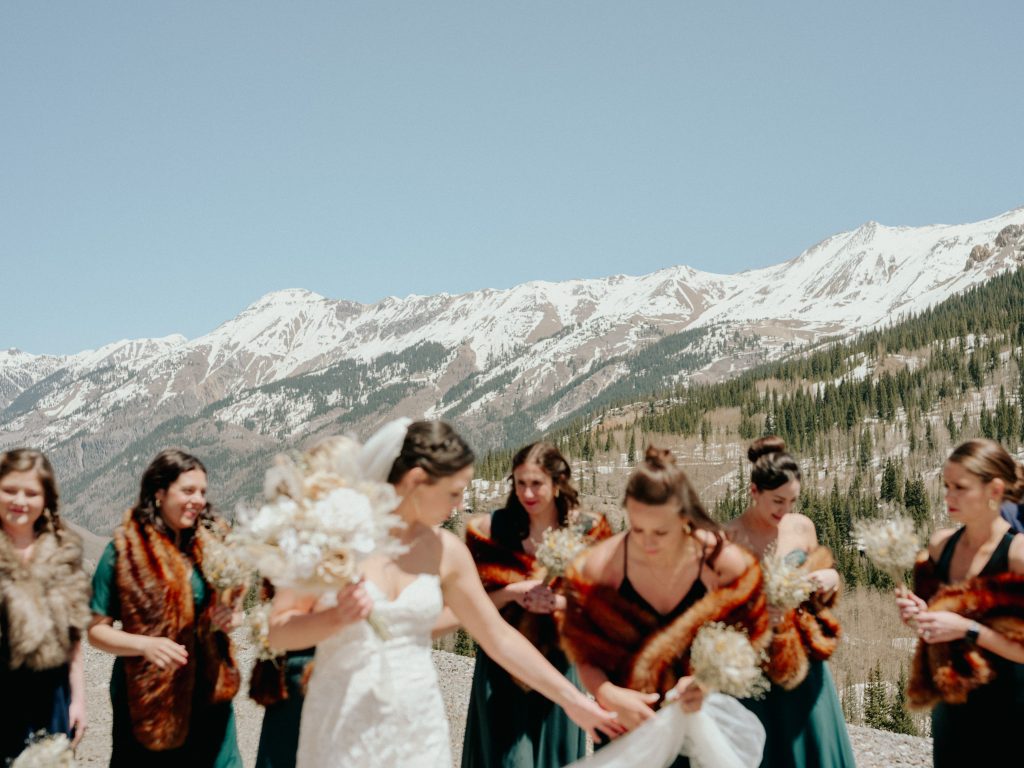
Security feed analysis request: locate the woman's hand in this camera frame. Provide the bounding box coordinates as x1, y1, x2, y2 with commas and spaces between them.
501, 579, 545, 608
141, 636, 189, 669
596, 682, 659, 733
895, 586, 927, 625
915, 610, 971, 644
521, 584, 566, 614
330, 581, 374, 628
665, 675, 705, 713
68, 696, 86, 747
210, 604, 242, 633
561, 689, 622, 742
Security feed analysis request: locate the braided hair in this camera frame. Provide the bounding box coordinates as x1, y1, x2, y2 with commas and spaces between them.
386, 421, 475, 484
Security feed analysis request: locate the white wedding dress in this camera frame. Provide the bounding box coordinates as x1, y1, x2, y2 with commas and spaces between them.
296, 574, 451, 767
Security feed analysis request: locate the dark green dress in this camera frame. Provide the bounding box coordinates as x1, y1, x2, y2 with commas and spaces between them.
461, 508, 587, 768
928, 529, 1024, 768
741, 549, 855, 768
742, 661, 855, 768
90, 541, 242, 768
254, 649, 315, 768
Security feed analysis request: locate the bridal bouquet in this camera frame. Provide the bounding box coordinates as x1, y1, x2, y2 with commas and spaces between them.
196, 523, 255, 603
761, 547, 815, 611
688, 622, 769, 700
230, 439, 406, 639
534, 525, 588, 584
11, 732, 75, 768
853, 513, 921, 587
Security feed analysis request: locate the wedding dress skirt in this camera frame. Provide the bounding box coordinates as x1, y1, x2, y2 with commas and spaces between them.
296, 574, 450, 767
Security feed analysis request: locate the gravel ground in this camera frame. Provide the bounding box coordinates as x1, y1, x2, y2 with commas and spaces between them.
75, 637, 931, 767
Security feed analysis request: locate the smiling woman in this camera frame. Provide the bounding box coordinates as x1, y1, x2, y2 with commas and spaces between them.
724, 437, 854, 768
86, 449, 243, 767
0, 449, 91, 762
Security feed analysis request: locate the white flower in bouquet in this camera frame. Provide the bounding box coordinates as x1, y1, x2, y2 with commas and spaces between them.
853, 514, 921, 585
689, 622, 769, 700
534, 525, 588, 584
229, 448, 407, 639
246, 601, 281, 662
196, 524, 255, 595
761, 547, 814, 611
12, 732, 75, 768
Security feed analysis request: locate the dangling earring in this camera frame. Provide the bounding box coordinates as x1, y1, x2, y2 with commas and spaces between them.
989, 498, 999, 512
682, 520, 693, 536
155, 498, 161, 509
554, 488, 560, 498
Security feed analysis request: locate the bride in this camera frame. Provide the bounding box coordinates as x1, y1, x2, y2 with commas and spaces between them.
266, 420, 617, 767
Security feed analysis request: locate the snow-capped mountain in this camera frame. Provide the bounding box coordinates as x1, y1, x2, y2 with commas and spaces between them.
3, 207, 1022, 532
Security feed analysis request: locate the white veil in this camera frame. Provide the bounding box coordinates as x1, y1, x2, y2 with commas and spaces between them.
360, 417, 413, 483
568, 693, 765, 768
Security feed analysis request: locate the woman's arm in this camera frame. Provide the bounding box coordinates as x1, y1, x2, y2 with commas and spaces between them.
266, 582, 373, 651
439, 531, 617, 740
68, 640, 86, 746
87, 615, 189, 669
916, 535, 1024, 663
576, 661, 652, 735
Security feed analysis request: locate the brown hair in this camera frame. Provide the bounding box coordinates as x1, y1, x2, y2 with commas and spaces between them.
625, 446, 722, 560
501, 442, 580, 538
748, 436, 802, 492
387, 421, 475, 484
0, 448, 64, 537
132, 448, 215, 548
948, 439, 1024, 503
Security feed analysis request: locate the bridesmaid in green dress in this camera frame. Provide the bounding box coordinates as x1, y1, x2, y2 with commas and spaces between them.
461, 442, 601, 768
87, 449, 243, 768
725, 437, 855, 768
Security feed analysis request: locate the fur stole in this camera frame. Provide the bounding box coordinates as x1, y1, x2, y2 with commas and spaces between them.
764, 546, 843, 690
248, 579, 290, 708
114, 511, 240, 751
907, 556, 1024, 709
466, 511, 612, 692
0, 529, 91, 671
558, 548, 769, 697
466, 511, 613, 663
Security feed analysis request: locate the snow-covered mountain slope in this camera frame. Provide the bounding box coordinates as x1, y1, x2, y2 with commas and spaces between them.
2, 207, 1022, 532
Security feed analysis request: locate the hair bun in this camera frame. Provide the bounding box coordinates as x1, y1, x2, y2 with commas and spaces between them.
748, 435, 787, 464
643, 445, 676, 469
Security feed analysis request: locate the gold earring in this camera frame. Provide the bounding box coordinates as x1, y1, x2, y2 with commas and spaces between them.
989, 498, 999, 512
682, 520, 693, 536
554, 488, 560, 498
155, 499, 161, 509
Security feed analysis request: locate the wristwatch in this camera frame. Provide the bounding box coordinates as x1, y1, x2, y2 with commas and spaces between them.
965, 621, 982, 645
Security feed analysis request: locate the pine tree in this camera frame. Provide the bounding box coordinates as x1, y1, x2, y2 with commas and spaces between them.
880, 458, 899, 502
863, 662, 888, 729
884, 665, 917, 735
627, 431, 637, 465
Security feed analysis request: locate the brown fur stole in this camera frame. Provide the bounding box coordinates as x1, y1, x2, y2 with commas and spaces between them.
764, 546, 843, 690
558, 548, 769, 696
907, 555, 1024, 709
0, 529, 91, 671
114, 511, 240, 751
466, 512, 612, 690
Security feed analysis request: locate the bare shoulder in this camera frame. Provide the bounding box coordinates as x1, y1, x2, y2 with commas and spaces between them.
1008, 533, 1024, 574
707, 537, 752, 584
466, 512, 491, 538
782, 513, 818, 547
928, 528, 957, 560
579, 532, 626, 586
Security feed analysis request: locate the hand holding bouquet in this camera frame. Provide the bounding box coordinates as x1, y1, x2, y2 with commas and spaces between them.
230, 441, 406, 639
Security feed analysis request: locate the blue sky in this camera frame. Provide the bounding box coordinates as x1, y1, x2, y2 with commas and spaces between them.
2, 2, 1022, 355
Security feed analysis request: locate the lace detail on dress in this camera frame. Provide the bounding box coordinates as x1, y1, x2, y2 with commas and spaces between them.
296, 574, 451, 768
